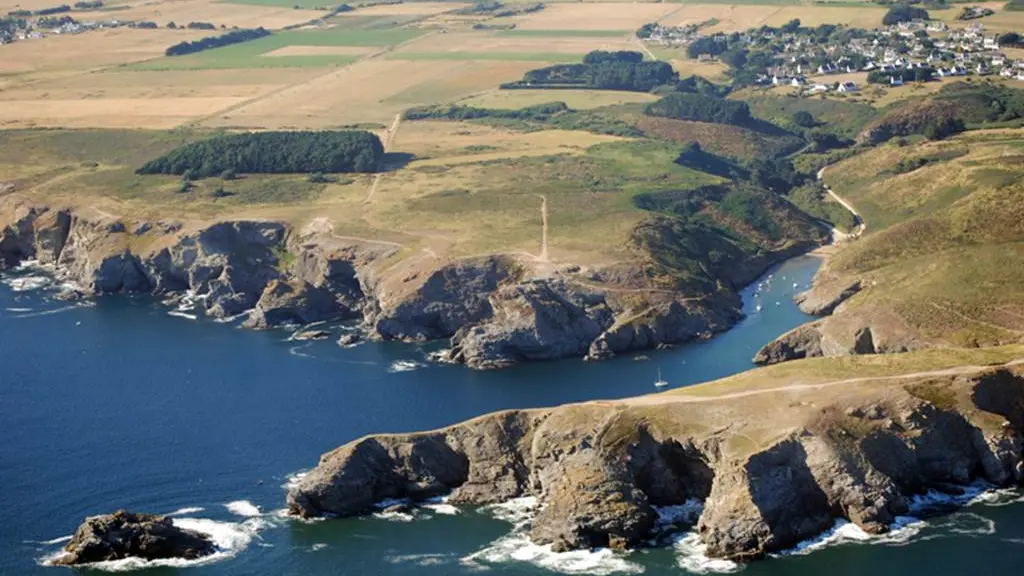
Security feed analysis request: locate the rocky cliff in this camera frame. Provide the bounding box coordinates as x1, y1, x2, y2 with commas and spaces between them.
0, 194, 816, 368
287, 363, 1024, 560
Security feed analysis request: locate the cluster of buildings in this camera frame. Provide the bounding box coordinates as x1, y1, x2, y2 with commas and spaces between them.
0, 17, 151, 44
651, 16, 1024, 94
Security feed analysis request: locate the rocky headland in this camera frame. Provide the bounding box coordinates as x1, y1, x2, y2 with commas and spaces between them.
286, 361, 1024, 560
51, 510, 215, 566
0, 195, 824, 369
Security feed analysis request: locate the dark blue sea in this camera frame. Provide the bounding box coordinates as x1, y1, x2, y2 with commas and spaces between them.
3, 254, 1023, 575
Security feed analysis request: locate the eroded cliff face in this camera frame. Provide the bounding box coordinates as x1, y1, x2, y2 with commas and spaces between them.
286, 365, 1024, 561
754, 275, 928, 366
0, 195, 805, 368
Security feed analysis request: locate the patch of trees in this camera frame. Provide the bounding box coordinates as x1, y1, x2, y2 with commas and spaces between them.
186, 21, 216, 30
7, 9, 30, 16
137, 131, 384, 177
1006, 0, 1024, 11
867, 67, 934, 84
405, 101, 569, 121
644, 93, 751, 126
882, 5, 930, 26
34, 4, 70, 15
36, 15, 76, 28
73, 1, 103, 9
454, 1, 543, 16
999, 32, 1024, 47
135, 20, 158, 29
165, 27, 270, 56
404, 101, 641, 136
503, 50, 677, 92
676, 74, 731, 98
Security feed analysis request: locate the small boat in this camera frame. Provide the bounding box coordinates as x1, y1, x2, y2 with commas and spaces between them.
654, 368, 669, 388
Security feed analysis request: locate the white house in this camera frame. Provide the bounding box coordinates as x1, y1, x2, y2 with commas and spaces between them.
838, 81, 859, 93
890, 76, 905, 86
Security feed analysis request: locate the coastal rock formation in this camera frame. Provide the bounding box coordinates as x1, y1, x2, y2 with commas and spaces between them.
287, 364, 1024, 560
52, 510, 214, 566
0, 195, 819, 369
754, 310, 925, 366
795, 279, 861, 316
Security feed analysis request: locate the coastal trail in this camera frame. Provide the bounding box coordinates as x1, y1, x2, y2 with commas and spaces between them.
817, 165, 866, 239
623, 358, 1024, 407
364, 112, 403, 204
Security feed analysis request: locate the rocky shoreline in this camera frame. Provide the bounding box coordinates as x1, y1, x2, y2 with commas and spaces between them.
285, 363, 1024, 561
0, 196, 821, 369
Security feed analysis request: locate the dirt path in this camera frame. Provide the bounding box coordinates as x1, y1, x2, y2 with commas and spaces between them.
537, 194, 549, 262
817, 166, 866, 239
624, 358, 1024, 406
364, 112, 402, 203
928, 302, 1024, 336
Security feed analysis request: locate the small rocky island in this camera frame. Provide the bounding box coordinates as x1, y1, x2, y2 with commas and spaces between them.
52, 510, 215, 566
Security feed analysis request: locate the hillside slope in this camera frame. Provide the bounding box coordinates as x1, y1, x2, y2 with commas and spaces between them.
756, 131, 1024, 364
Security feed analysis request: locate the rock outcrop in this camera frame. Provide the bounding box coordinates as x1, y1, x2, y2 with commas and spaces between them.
52, 510, 215, 566
795, 279, 861, 316
287, 364, 1024, 561
0, 194, 817, 369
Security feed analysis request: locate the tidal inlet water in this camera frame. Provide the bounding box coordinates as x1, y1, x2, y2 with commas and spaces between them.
3, 254, 1024, 575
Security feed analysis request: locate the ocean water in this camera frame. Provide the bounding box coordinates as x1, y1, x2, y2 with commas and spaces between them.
3, 254, 1023, 575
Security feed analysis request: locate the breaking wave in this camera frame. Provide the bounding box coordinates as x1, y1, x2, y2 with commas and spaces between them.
461, 497, 644, 575
37, 513, 271, 571
388, 359, 427, 373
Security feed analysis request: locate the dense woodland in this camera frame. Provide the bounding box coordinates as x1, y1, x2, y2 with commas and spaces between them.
881, 5, 930, 25
165, 28, 270, 56
503, 50, 677, 92
644, 93, 752, 126
137, 131, 384, 177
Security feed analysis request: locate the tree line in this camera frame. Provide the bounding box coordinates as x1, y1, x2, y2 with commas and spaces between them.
137, 131, 384, 177
165, 27, 270, 56
644, 93, 752, 126
882, 5, 930, 25
502, 50, 677, 92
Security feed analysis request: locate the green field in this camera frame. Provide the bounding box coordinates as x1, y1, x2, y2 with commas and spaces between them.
129, 28, 426, 70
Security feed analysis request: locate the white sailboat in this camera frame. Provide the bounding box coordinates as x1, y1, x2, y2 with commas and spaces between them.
654, 368, 669, 388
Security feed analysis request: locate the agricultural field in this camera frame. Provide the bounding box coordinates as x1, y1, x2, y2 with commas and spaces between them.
457, 89, 658, 109
490, 2, 680, 31
110, 0, 325, 30
201, 59, 543, 128
656, 3, 887, 32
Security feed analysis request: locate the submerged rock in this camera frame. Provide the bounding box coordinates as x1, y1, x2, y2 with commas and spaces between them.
53, 510, 215, 566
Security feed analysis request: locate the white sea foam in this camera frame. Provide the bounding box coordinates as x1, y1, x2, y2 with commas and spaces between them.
5, 307, 33, 313
12, 304, 82, 318
388, 359, 427, 373
309, 543, 328, 552
421, 496, 460, 516
385, 553, 455, 566
289, 343, 315, 359
30, 535, 72, 546
463, 497, 643, 575
167, 310, 198, 321
166, 506, 205, 517
281, 470, 309, 491
37, 514, 268, 571
672, 532, 742, 574
225, 500, 261, 517
5, 275, 51, 292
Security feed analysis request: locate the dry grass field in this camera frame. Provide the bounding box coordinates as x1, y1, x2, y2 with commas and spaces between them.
111, 0, 324, 30
200, 59, 541, 128
658, 4, 887, 32
491, 2, 680, 31
0, 69, 324, 129
0, 28, 207, 75
342, 2, 466, 16
388, 30, 635, 58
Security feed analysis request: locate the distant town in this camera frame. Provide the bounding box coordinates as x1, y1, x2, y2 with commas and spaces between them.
640, 7, 1024, 96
